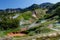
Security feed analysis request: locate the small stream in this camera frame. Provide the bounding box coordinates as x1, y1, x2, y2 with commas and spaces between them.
19, 19, 47, 29
13, 14, 19, 19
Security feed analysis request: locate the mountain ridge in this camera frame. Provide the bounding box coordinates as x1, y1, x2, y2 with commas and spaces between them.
0, 2, 54, 13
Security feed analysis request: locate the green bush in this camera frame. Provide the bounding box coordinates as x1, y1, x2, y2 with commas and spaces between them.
0, 18, 19, 30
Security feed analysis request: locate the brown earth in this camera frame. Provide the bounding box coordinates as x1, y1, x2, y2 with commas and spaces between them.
7, 32, 26, 37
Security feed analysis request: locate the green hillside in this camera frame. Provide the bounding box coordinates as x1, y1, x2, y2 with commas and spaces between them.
0, 2, 60, 40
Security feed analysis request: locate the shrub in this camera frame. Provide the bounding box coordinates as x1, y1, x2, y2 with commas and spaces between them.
0, 18, 19, 30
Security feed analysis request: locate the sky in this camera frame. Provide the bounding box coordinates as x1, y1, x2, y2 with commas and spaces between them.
0, 0, 60, 9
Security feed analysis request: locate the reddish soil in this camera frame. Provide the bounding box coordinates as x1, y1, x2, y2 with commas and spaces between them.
7, 32, 26, 37
7, 28, 27, 37
20, 28, 27, 31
